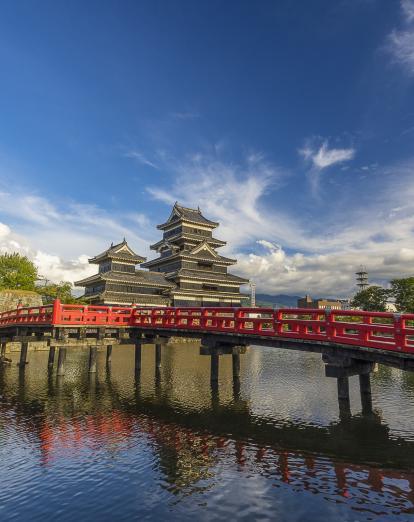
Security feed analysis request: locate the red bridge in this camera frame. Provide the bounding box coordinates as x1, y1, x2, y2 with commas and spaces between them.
1, 299, 414, 417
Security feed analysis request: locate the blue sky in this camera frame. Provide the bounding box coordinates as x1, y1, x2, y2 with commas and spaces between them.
1, 0, 414, 296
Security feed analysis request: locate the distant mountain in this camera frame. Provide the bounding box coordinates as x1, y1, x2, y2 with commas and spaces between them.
255, 294, 301, 308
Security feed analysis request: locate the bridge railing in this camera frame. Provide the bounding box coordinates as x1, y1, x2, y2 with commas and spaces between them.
1, 300, 414, 354
0, 299, 133, 327
131, 306, 414, 354
55, 301, 133, 325
0, 303, 54, 325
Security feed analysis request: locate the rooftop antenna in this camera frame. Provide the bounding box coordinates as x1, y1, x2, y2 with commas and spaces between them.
249, 280, 257, 307
356, 265, 369, 291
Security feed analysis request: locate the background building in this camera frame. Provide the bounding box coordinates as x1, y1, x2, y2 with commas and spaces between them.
297, 295, 344, 310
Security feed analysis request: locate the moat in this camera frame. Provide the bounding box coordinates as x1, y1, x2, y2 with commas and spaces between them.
1, 343, 414, 521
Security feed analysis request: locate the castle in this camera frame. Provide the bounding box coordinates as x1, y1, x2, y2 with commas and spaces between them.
75, 203, 248, 307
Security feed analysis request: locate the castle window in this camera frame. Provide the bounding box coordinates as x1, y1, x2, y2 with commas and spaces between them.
198, 261, 213, 270
203, 284, 218, 291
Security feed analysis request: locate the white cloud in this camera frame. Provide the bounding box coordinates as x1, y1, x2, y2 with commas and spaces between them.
0, 187, 155, 285
148, 153, 414, 297
388, 0, 414, 75
299, 140, 355, 170
3, 149, 414, 299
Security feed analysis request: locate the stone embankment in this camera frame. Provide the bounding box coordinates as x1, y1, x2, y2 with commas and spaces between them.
0, 290, 43, 312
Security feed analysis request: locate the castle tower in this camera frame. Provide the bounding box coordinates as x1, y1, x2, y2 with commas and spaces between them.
75, 239, 174, 306
141, 203, 249, 306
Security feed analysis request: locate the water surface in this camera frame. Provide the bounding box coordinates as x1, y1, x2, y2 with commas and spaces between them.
1, 343, 414, 521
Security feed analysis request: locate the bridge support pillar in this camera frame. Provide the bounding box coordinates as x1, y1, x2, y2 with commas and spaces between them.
18, 342, 29, 368
232, 352, 241, 380
57, 347, 66, 376
155, 344, 162, 369
323, 353, 374, 419
201, 340, 247, 386
106, 345, 113, 367
337, 377, 351, 418
48, 346, 56, 368
359, 373, 373, 414
210, 352, 219, 383
88, 346, 97, 373
134, 341, 142, 375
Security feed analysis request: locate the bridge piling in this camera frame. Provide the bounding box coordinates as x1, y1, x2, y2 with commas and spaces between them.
88, 346, 97, 373
106, 345, 113, 367
359, 373, 373, 414
134, 341, 142, 375
48, 346, 56, 368
232, 353, 241, 380
18, 342, 29, 368
0, 342, 6, 359
57, 347, 66, 376
337, 377, 351, 418
155, 344, 162, 369
211, 353, 219, 383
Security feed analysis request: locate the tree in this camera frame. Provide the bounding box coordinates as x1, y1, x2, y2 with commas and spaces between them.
37, 281, 86, 304
0, 253, 38, 290
390, 277, 414, 313
351, 286, 389, 312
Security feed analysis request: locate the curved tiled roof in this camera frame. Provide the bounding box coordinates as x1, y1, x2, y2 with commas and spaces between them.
157, 203, 219, 229
75, 269, 175, 288
89, 239, 146, 264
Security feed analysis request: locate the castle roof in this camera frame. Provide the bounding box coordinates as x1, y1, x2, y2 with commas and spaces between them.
157, 202, 219, 230
88, 239, 146, 265
75, 269, 175, 288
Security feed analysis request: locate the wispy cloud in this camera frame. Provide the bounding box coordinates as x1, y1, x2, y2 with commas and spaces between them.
124, 150, 158, 169
299, 140, 355, 170
388, 0, 414, 75
147, 153, 294, 250
299, 138, 355, 196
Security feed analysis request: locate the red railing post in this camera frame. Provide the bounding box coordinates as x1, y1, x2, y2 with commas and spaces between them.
325, 308, 333, 342
394, 313, 404, 351
51, 298, 62, 325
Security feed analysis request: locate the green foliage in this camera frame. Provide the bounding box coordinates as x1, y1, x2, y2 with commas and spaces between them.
37, 281, 87, 304
0, 253, 38, 290
351, 286, 389, 312
390, 277, 414, 313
